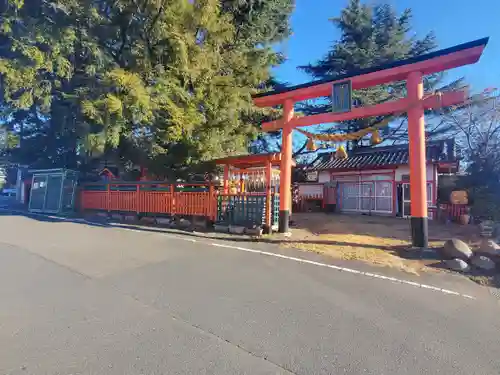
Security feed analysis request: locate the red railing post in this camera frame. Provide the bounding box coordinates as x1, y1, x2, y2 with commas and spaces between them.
265, 161, 272, 230
106, 183, 111, 212
209, 183, 215, 221
136, 184, 140, 214
171, 184, 175, 216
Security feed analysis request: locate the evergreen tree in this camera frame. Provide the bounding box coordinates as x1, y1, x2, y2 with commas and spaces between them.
0, 0, 294, 177
299, 0, 463, 150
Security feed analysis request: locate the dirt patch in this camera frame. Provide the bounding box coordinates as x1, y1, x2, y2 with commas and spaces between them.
279, 213, 481, 275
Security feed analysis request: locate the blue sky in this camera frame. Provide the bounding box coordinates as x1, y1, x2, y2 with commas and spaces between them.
274, 0, 499, 92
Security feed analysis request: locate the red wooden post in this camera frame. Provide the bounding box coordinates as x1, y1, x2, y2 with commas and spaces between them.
106, 183, 111, 212
136, 184, 140, 214
392, 170, 397, 216
279, 99, 294, 233
223, 165, 229, 194
265, 160, 272, 233
407, 71, 428, 248
171, 184, 175, 216
209, 183, 215, 221
433, 165, 438, 206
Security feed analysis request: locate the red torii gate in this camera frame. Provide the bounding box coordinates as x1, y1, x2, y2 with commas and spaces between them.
252, 37, 489, 248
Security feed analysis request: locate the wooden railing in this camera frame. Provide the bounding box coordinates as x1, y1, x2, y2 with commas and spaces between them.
80, 182, 217, 220
79, 182, 282, 229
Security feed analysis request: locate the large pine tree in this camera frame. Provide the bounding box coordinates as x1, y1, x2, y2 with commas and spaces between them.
0, 0, 294, 177
300, 0, 463, 150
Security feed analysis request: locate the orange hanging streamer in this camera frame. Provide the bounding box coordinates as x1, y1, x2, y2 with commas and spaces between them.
371, 130, 382, 145
306, 138, 317, 151
335, 145, 348, 159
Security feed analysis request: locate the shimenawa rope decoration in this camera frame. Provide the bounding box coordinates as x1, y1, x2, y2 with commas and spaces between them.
296, 91, 445, 156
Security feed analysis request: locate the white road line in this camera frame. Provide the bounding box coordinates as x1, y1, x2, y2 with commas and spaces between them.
210, 242, 475, 300
3, 209, 476, 300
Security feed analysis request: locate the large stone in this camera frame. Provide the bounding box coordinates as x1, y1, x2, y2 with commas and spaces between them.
156, 217, 171, 226
111, 213, 123, 221
479, 239, 500, 256
245, 227, 263, 236
214, 224, 229, 233
445, 258, 470, 272
229, 225, 245, 234
441, 239, 473, 260
192, 216, 208, 229
123, 214, 137, 222
178, 218, 192, 228
140, 216, 156, 225
470, 255, 496, 271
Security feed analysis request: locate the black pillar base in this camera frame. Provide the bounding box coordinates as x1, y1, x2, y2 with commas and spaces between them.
278, 210, 290, 233
411, 216, 428, 248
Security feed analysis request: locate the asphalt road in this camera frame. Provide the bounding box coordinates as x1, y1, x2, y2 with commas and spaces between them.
0, 213, 499, 374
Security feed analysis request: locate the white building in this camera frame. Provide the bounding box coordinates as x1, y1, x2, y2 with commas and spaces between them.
298, 139, 459, 217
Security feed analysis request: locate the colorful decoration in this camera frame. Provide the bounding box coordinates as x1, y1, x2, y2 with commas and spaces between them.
226, 168, 280, 193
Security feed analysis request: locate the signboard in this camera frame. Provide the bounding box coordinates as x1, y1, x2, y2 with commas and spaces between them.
306, 171, 319, 182
332, 80, 352, 113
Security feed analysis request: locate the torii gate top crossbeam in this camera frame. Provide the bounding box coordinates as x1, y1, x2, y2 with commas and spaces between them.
253, 37, 488, 109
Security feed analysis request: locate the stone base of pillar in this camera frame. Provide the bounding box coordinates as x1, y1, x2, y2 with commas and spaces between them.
278, 210, 290, 233
411, 216, 428, 248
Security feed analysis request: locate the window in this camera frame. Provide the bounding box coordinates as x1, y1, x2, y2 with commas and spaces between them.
340, 180, 393, 213
375, 181, 392, 212
402, 182, 434, 217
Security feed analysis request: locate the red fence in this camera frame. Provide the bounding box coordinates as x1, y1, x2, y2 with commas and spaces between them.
439, 203, 468, 221
80, 183, 217, 220
80, 182, 469, 224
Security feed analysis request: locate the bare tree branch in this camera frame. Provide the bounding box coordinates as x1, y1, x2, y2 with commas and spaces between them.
292, 140, 308, 158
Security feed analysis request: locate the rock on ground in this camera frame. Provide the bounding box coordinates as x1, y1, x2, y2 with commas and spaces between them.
445, 258, 470, 272
479, 239, 500, 256
178, 218, 191, 228
441, 239, 473, 260
470, 255, 496, 271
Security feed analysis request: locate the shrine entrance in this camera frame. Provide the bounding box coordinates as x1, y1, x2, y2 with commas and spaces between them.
213, 153, 296, 233
252, 38, 488, 248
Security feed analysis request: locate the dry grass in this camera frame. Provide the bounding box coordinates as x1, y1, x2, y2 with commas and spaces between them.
280, 213, 480, 275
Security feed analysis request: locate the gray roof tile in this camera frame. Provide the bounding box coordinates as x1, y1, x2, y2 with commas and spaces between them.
309, 139, 457, 171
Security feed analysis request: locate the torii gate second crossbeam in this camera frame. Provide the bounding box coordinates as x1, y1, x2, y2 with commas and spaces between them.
252, 37, 489, 248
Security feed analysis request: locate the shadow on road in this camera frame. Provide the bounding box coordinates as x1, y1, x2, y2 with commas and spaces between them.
0, 209, 415, 252
2, 208, 498, 296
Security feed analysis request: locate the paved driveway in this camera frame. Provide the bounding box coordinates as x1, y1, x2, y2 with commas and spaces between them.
0, 213, 499, 374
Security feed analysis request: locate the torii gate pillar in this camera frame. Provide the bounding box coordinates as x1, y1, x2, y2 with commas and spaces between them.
407, 71, 428, 248
279, 99, 294, 233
